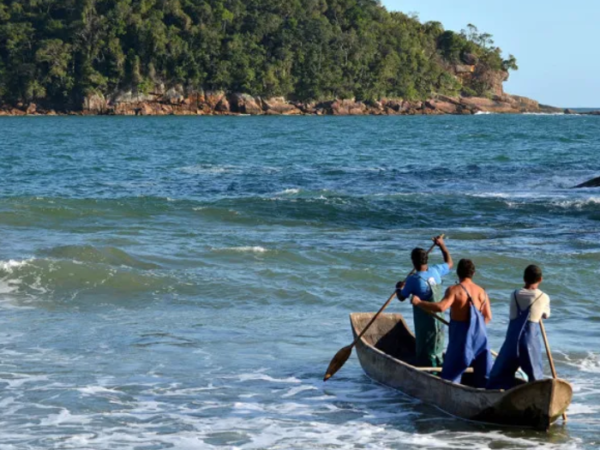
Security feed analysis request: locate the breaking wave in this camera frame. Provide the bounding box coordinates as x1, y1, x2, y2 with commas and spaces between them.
0, 257, 173, 302
39, 245, 160, 270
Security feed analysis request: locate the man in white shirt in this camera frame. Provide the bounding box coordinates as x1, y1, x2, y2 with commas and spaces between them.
509, 285, 550, 323
487, 265, 550, 389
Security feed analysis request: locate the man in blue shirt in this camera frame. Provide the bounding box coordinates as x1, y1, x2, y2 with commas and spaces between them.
396, 236, 453, 367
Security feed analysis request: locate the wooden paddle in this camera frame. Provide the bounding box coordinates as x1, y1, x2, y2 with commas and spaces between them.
540, 319, 568, 422
323, 235, 443, 381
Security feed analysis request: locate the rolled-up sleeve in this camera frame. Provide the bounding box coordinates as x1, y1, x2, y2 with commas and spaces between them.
432, 263, 450, 278
399, 277, 414, 299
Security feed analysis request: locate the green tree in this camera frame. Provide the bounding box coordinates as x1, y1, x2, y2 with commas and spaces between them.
0, 0, 518, 107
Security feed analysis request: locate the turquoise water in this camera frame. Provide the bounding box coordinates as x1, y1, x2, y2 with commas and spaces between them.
0, 115, 599, 449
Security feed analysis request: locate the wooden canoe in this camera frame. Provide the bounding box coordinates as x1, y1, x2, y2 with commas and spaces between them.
350, 312, 572, 430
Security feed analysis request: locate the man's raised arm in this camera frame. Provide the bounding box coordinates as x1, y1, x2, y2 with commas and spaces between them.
434, 235, 453, 269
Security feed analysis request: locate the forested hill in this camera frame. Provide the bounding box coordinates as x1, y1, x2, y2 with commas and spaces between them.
0, 0, 518, 110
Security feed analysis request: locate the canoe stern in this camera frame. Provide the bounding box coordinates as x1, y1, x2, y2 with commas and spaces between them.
472, 379, 572, 430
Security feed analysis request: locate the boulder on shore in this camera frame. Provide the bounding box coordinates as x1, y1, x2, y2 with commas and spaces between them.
426, 99, 460, 114
203, 91, 227, 110
330, 99, 368, 115
83, 93, 108, 114
262, 97, 302, 115
230, 93, 263, 114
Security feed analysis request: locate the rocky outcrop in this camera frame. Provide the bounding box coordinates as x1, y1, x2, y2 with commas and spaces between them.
203, 91, 226, 110
83, 93, 108, 113
262, 97, 302, 115
380, 99, 423, 115
0, 86, 583, 117
214, 96, 230, 113
330, 99, 368, 115
425, 97, 466, 114
461, 96, 512, 113
0, 107, 26, 116
230, 93, 263, 114
447, 60, 508, 98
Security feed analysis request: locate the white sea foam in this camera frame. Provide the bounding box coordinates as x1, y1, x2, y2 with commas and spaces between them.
179, 165, 234, 175
0, 280, 18, 295
373, 192, 416, 198
551, 197, 600, 209
469, 192, 512, 199
231, 372, 301, 384
2, 374, 49, 389
275, 188, 301, 195
320, 166, 388, 175
179, 165, 281, 175
0, 397, 15, 408
77, 386, 124, 396
215, 246, 268, 254
0, 258, 49, 297
0, 259, 33, 273
574, 353, 600, 373
281, 385, 318, 398
523, 112, 565, 116
39, 408, 92, 426
568, 403, 598, 415
158, 385, 223, 396
0, 373, 587, 450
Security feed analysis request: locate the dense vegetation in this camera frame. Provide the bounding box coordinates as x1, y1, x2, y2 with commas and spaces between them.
0, 0, 517, 108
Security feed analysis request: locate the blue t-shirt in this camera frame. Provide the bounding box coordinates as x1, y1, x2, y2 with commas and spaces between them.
399, 263, 450, 301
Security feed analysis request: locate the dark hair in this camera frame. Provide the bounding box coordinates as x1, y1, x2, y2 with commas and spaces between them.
411, 248, 428, 268
457, 259, 476, 279
524, 265, 543, 284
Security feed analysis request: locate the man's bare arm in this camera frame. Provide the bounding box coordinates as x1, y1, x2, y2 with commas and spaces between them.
434, 236, 453, 269
481, 291, 492, 324
412, 287, 455, 313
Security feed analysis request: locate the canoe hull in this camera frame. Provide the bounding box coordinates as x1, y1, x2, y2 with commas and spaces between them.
351, 313, 572, 430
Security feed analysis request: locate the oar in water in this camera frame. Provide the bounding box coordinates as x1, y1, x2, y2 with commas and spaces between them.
323, 235, 443, 382
540, 319, 568, 422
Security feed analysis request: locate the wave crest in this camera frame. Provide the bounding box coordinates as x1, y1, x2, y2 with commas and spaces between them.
39, 245, 160, 270
0, 257, 171, 301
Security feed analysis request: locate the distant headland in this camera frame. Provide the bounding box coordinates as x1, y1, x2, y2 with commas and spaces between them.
0, 1, 590, 116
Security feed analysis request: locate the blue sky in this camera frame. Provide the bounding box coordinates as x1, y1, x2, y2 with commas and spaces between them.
382, 1, 598, 107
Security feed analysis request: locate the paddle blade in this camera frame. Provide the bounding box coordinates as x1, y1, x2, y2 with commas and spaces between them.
323, 345, 353, 381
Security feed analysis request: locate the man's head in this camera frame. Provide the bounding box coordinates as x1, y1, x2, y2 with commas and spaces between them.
457, 259, 476, 280
411, 247, 428, 269
524, 265, 543, 285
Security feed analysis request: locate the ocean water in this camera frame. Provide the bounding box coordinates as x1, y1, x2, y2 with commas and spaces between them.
0, 114, 599, 449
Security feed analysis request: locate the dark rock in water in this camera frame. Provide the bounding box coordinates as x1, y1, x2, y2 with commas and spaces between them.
582, 110, 600, 116
574, 176, 600, 188
564, 109, 577, 114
